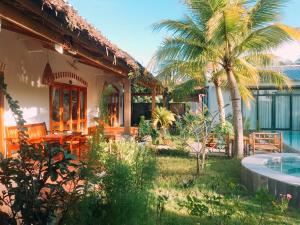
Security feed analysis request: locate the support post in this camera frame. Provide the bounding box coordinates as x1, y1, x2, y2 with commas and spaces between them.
0, 63, 5, 158
151, 86, 157, 118
123, 79, 131, 135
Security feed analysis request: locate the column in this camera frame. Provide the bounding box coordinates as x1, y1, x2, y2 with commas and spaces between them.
0, 62, 5, 157
123, 79, 131, 135
151, 86, 157, 118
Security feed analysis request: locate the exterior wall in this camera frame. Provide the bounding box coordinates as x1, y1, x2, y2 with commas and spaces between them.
0, 29, 126, 131
207, 81, 300, 129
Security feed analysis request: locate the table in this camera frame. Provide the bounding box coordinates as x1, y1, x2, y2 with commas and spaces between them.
42, 132, 88, 159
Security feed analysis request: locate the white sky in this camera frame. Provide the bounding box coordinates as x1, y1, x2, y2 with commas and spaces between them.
273, 41, 300, 62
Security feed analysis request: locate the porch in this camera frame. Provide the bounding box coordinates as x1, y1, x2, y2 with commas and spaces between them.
0, 0, 158, 158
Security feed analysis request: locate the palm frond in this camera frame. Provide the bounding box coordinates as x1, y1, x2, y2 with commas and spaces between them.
242, 53, 279, 67
172, 79, 204, 102
153, 16, 205, 41
238, 84, 254, 108
258, 70, 292, 89
248, 0, 287, 29
234, 24, 300, 55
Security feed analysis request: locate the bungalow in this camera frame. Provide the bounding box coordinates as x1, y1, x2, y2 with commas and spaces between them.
0, 0, 158, 157
207, 65, 300, 131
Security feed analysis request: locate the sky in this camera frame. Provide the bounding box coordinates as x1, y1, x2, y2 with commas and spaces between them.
68, 0, 300, 67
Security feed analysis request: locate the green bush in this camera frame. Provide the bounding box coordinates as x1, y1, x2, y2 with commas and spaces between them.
62, 139, 157, 225
138, 116, 159, 144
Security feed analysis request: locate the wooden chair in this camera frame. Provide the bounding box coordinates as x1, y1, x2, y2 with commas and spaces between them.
206, 132, 231, 148
5, 122, 48, 157
249, 132, 283, 155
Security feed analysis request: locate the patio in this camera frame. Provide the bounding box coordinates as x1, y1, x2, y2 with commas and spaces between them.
0, 0, 158, 159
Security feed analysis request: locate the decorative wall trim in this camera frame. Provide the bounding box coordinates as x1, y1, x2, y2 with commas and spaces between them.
53, 72, 88, 86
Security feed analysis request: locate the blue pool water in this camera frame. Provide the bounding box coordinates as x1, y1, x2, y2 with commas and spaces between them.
266, 157, 300, 177
283, 131, 300, 151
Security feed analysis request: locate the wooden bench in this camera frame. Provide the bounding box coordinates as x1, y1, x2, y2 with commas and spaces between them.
249, 132, 283, 155
5, 122, 48, 157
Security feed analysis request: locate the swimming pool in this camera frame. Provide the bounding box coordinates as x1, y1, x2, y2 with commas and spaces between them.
242, 153, 300, 207
266, 156, 300, 177
283, 131, 300, 151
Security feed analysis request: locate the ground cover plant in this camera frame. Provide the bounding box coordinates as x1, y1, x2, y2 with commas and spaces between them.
154, 154, 300, 225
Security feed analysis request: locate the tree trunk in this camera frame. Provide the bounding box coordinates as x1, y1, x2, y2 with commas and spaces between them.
162, 88, 170, 109
162, 89, 167, 108
201, 143, 206, 170
196, 153, 200, 175
225, 69, 244, 158
214, 80, 226, 125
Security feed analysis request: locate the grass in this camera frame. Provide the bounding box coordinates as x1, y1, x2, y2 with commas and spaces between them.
153, 153, 300, 225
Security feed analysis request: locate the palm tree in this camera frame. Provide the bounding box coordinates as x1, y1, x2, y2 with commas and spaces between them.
155, 60, 208, 113
153, 0, 299, 158
153, 55, 227, 124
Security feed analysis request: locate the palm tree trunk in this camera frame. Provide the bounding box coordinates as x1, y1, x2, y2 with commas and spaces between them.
214, 80, 225, 125
162, 88, 170, 109
225, 69, 244, 158
162, 89, 167, 108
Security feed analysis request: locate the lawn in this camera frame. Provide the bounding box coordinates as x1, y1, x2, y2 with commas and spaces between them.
154, 154, 300, 225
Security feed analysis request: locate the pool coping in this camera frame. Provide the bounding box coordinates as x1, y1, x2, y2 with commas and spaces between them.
241, 153, 300, 187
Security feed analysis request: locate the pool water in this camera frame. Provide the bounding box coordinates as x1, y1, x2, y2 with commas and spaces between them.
266, 157, 300, 177
283, 131, 300, 151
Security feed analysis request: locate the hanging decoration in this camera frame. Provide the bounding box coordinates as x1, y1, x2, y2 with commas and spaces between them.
42, 62, 54, 85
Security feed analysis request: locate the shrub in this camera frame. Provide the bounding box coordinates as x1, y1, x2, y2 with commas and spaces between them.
0, 76, 83, 225
213, 121, 234, 151
62, 138, 157, 225
138, 116, 159, 144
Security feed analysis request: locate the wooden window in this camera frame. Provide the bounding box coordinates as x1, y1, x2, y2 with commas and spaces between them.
50, 83, 87, 133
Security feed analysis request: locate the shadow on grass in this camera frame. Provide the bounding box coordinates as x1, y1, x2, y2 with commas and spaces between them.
156, 148, 190, 158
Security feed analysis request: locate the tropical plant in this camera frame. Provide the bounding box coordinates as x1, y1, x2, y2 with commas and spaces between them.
153, 53, 227, 125
153, 0, 299, 157
213, 120, 234, 152
178, 108, 219, 174
0, 75, 83, 225
152, 107, 176, 136
138, 116, 156, 140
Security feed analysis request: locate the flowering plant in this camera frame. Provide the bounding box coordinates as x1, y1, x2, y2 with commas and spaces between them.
275, 193, 292, 213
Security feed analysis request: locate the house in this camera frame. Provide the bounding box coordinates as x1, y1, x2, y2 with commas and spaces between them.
0, 0, 158, 157
207, 65, 300, 131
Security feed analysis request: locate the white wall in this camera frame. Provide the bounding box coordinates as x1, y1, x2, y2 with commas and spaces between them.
0, 29, 125, 130
207, 85, 232, 119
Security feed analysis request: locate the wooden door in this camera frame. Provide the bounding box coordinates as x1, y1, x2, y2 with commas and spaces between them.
50, 83, 87, 133
108, 93, 119, 127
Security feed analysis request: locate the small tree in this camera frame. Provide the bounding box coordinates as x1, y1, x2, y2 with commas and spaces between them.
178, 108, 218, 175
152, 107, 175, 137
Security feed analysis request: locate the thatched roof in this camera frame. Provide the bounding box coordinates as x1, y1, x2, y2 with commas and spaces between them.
42, 0, 141, 72
1, 0, 159, 88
